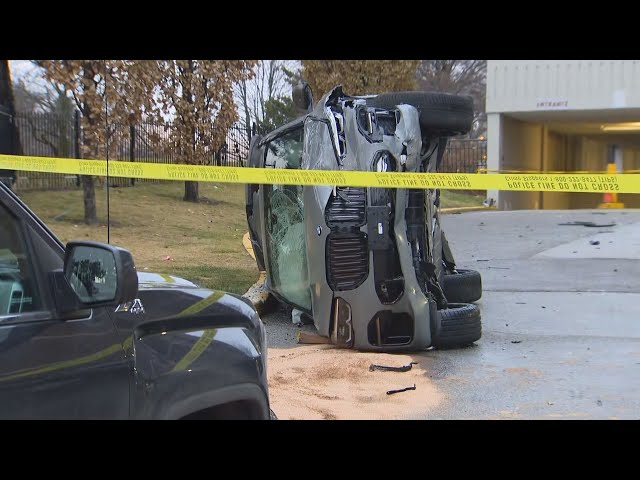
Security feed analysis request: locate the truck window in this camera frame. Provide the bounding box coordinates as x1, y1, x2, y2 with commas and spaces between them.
0, 204, 41, 317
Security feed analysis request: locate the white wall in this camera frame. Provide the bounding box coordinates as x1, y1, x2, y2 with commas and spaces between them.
487, 60, 640, 114
486, 113, 501, 205
499, 116, 543, 210
486, 61, 640, 210
542, 131, 571, 209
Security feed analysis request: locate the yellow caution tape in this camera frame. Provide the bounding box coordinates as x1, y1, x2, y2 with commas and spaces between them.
175, 291, 225, 318
1, 154, 639, 194
477, 167, 640, 174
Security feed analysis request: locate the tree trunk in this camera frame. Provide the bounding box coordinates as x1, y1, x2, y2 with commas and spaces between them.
81, 64, 98, 224
82, 175, 97, 224
184, 181, 199, 202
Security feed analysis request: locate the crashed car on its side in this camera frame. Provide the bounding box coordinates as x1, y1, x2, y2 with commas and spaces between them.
246, 85, 482, 352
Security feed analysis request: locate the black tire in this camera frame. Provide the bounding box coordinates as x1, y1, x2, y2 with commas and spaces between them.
432, 303, 481, 349
366, 91, 474, 136
442, 269, 482, 303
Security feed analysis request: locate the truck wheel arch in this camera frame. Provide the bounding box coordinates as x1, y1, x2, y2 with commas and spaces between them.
161, 383, 270, 420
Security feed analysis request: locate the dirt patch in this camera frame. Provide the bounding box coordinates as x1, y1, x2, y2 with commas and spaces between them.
268, 345, 443, 420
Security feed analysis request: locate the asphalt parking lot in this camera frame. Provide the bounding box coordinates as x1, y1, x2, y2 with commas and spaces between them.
263, 209, 640, 419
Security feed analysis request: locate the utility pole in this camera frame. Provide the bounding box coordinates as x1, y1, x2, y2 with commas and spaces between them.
0, 60, 22, 189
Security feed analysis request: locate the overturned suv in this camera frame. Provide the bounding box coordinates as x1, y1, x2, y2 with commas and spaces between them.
246, 85, 482, 352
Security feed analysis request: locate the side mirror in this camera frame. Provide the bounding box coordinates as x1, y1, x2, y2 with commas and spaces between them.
50, 241, 138, 315
292, 81, 314, 114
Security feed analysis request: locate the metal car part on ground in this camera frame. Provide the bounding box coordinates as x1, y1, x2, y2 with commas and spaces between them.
246, 85, 482, 352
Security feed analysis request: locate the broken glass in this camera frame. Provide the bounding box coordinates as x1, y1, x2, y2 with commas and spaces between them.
263, 128, 311, 311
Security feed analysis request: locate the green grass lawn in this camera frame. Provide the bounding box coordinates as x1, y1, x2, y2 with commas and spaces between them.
439, 190, 486, 209
18, 181, 486, 295
19, 181, 260, 295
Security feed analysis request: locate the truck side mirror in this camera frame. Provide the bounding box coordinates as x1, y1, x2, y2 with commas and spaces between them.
50, 241, 139, 315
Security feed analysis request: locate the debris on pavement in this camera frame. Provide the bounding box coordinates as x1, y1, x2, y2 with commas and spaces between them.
557, 221, 616, 228
268, 347, 441, 419
387, 384, 417, 395
589, 240, 600, 245
369, 362, 418, 373
488, 266, 510, 269
547, 401, 554, 406
511, 340, 522, 344
292, 308, 304, 327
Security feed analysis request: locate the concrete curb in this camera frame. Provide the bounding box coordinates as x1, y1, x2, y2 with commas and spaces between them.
440, 206, 497, 214
242, 232, 257, 261
241, 232, 278, 316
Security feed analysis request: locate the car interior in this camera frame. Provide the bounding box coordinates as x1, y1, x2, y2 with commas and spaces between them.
0, 205, 37, 316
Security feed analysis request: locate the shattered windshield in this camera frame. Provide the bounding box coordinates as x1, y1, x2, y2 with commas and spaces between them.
263, 128, 311, 311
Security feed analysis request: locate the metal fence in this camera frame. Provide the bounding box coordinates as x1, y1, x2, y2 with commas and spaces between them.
440, 138, 487, 174
3, 110, 487, 191
7, 111, 251, 191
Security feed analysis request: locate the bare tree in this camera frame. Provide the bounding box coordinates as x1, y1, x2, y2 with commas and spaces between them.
12, 78, 77, 162
12, 79, 46, 113
234, 60, 299, 137
149, 60, 257, 202
417, 60, 487, 137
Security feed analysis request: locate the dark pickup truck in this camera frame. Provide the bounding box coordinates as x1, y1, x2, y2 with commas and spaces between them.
0, 181, 270, 419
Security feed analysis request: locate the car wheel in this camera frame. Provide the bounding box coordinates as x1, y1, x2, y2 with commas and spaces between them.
442, 269, 482, 303
432, 302, 481, 349
365, 91, 474, 136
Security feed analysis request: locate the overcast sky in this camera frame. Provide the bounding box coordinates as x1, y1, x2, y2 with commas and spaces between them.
9, 60, 49, 93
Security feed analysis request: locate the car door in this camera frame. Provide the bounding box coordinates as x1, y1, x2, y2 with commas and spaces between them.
0, 186, 130, 419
